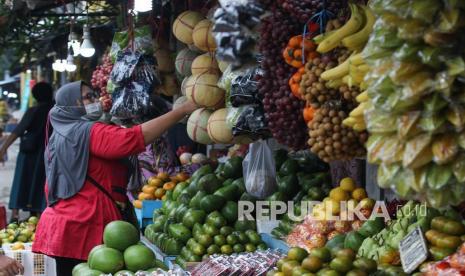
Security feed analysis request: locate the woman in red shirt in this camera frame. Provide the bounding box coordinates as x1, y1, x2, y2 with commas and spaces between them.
32, 81, 197, 275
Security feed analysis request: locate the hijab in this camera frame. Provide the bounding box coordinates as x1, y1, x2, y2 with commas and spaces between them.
45, 81, 95, 205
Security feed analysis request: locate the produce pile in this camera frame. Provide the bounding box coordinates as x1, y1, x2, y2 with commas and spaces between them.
422, 243, 465, 274
133, 172, 190, 209
191, 249, 284, 276
257, 2, 308, 149
144, 158, 269, 269
362, 0, 465, 207
298, 3, 372, 162
268, 246, 379, 276
73, 221, 167, 275
284, 177, 378, 252
0, 216, 38, 248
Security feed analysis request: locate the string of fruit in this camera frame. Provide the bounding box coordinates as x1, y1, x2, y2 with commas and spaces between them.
257, 3, 308, 149
362, 0, 465, 207
91, 53, 113, 95
277, 0, 349, 24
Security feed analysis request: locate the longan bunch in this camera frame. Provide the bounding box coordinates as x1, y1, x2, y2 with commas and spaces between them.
308, 105, 367, 162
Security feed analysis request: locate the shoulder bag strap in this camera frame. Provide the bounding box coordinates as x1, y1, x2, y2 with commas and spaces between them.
86, 175, 120, 210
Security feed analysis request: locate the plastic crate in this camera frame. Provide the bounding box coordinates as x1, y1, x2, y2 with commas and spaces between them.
260, 233, 289, 253
134, 200, 163, 229
2, 243, 56, 276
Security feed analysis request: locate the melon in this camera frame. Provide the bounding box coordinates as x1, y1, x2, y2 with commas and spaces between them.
103, 221, 139, 251
124, 245, 155, 272
187, 108, 213, 144
89, 247, 124, 274
154, 48, 175, 73
181, 77, 189, 96
185, 74, 225, 108
172, 11, 205, 44
192, 19, 216, 52
160, 74, 179, 96
191, 53, 220, 75
175, 48, 199, 77
207, 108, 234, 144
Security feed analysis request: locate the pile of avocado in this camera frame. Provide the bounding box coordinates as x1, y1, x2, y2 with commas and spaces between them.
145, 157, 268, 268
271, 149, 331, 239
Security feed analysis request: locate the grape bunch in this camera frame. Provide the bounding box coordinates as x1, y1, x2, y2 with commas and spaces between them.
91, 54, 113, 94
308, 105, 367, 163
277, 0, 349, 23
258, 6, 308, 149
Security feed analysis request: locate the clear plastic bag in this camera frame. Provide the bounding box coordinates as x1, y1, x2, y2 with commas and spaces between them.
243, 140, 277, 198
109, 26, 153, 62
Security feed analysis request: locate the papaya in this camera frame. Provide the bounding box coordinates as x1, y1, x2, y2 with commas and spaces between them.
276, 174, 298, 196
172, 182, 189, 201
232, 178, 246, 195
344, 231, 365, 251
152, 215, 167, 233
168, 224, 191, 243
234, 219, 257, 231
182, 209, 207, 228
191, 165, 213, 181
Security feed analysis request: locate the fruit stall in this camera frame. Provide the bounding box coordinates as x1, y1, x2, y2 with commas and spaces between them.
67, 0, 465, 275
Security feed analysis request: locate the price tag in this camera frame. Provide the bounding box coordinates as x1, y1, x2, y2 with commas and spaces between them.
399, 226, 428, 274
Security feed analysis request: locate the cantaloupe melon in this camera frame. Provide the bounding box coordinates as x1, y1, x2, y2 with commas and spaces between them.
175, 48, 198, 77
172, 11, 205, 45
187, 108, 213, 144
207, 108, 233, 144
191, 53, 220, 75
185, 74, 225, 108
192, 19, 216, 52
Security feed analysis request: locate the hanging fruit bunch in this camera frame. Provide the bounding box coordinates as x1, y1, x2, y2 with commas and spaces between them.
91, 53, 113, 95
257, 3, 308, 149
277, 0, 349, 24
362, 0, 465, 207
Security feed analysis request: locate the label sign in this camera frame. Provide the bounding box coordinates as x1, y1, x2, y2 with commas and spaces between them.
399, 226, 429, 274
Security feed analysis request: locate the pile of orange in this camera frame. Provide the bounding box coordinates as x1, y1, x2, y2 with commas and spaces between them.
133, 172, 189, 209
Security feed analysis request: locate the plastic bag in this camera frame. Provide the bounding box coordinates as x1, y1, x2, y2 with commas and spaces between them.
243, 140, 277, 198
109, 26, 153, 62
230, 66, 262, 107
227, 105, 268, 138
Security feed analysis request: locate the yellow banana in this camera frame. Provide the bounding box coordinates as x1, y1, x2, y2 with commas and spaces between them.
317, 4, 364, 53
350, 71, 365, 84
357, 64, 370, 72
360, 81, 368, 90
353, 122, 367, 132
349, 102, 367, 117
326, 79, 344, 88
356, 91, 368, 102
321, 57, 351, 81
349, 52, 364, 65
343, 117, 357, 127
313, 30, 336, 44
342, 5, 375, 50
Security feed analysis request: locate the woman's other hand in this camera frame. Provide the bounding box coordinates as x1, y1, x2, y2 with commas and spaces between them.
99, 91, 112, 112
0, 255, 24, 276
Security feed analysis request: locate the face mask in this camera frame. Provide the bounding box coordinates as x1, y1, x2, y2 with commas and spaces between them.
82, 102, 103, 121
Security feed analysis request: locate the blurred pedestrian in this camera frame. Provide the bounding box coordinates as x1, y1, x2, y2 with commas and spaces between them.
0, 82, 54, 222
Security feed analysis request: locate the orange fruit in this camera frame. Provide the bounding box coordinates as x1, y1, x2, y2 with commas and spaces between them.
175, 172, 190, 182
138, 192, 154, 200
148, 177, 163, 187
133, 200, 142, 209
340, 177, 356, 192
169, 176, 179, 184
163, 182, 176, 191
329, 187, 350, 202
142, 185, 156, 194
154, 188, 166, 199
156, 172, 170, 181
352, 188, 368, 201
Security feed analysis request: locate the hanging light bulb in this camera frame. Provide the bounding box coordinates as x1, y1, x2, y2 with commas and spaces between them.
68, 31, 81, 57
65, 50, 77, 72
134, 0, 152, 12
56, 59, 66, 72
52, 60, 59, 71
80, 24, 95, 57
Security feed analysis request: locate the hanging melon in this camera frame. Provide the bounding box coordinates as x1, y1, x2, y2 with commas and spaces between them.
192, 19, 216, 52
185, 74, 225, 108
175, 48, 198, 77
154, 48, 175, 73
187, 108, 213, 144
207, 108, 233, 144
181, 77, 189, 96
172, 11, 205, 45
191, 53, 220, 76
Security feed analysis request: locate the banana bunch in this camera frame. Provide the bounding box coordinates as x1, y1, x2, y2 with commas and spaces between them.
343, 91, 368, 132
317, 4, 374, 53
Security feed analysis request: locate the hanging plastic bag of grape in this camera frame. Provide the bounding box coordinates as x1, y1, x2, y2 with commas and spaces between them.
230, 66, 262, 107
109, 25, 153, 62
242, 139, 277, 198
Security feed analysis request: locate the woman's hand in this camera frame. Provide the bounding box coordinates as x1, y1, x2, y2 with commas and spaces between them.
178, 101, 198, 116
99, 91, 112, 112
0, 256, 23, 276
